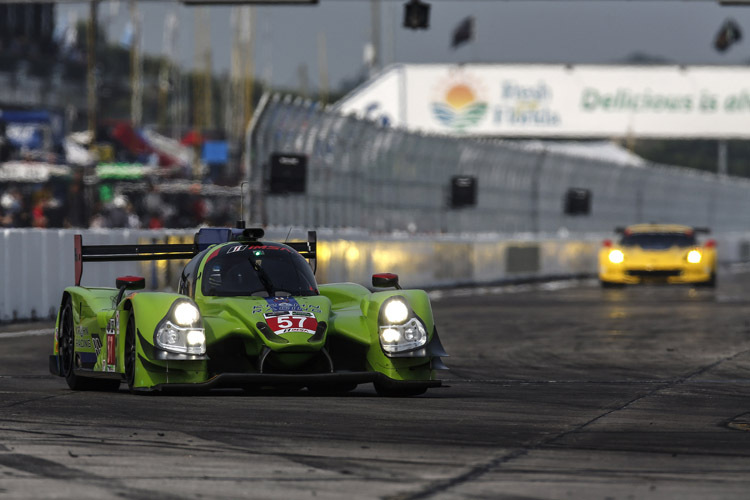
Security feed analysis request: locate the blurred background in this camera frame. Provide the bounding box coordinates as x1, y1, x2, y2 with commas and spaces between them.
3, 0, 750, 232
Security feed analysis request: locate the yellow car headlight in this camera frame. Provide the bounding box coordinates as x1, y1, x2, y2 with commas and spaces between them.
608, 249, 624, 264
687, 250, 702, 264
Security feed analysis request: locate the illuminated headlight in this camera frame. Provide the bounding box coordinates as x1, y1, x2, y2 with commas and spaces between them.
383, 299, 409, 324
687, 250, 702, 264
155, 321, 206, 355
155, 300, 205, 355
156, 324, 205, 354
187, 329, 206, 346
174, 302, 200, 326
608, 249, 624, 264
379, 318, 427, 354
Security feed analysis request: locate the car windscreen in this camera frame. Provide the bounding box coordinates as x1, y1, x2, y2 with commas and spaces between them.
202, 244, 318, 297
620, 232, 696, 249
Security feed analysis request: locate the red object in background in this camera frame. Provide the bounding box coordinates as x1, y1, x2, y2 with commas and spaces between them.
111, 122, 150, 156
705, 239, 717, 248
148, 216, 164, 229
602, 239, 612, 247
31, 201, 46, 228
181, 130, 204, 147
108, 121, 176, 167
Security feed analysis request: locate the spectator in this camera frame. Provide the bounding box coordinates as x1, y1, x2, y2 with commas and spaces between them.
65, 175, 87, 228
107, 195, 129, 228
89, 202, 107, 228
0, 121, 16, 163
126, 200, 141, 229
31, 198, 48, 228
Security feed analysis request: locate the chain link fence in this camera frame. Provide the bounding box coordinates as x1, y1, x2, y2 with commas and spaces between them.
247, 93, 750, 234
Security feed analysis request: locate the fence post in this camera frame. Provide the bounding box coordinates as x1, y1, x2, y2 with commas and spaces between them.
244, 91, 272, 225
530, 148, 547, 234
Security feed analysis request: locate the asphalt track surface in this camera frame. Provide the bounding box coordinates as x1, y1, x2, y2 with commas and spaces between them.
3, 271, 750, 499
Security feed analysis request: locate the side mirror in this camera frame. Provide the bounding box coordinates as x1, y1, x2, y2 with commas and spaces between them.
115, 276, 146, 305
116, 276, 146, 290
372, 273, 401, 289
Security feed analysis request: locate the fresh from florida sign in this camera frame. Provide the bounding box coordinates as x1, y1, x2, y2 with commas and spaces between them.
336, 64, 750, 138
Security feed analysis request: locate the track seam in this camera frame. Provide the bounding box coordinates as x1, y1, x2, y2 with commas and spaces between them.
386, 348, 750, 500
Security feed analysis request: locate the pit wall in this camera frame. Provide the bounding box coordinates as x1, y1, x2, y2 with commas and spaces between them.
2, 228, 748, 322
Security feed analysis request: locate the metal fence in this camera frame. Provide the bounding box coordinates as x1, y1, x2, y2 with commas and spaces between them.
247, 93, 750, 234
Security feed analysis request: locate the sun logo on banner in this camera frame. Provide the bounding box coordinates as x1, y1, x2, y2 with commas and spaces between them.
432, 79, 487, 131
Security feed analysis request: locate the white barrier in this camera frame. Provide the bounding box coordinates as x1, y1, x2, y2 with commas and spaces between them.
1, 228, 748, 322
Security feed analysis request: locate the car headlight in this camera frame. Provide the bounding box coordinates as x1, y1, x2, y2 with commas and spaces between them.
383, 299, 409, 324
378, 297, 428, 354
174, 302, 200, 326
379, 318, 428, 354
154, 300, 205, 355
687, 250, 702, 264
608, 249, 624, 264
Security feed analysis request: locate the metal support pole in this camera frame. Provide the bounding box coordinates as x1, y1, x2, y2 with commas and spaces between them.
86, 0, 99, 143
244, 91, 272, 225
369, 0, 380, 76
530, 149, 547, 234
718, 139, 728, 176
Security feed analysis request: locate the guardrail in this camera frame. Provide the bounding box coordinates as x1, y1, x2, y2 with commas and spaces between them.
2, 228, 749, 322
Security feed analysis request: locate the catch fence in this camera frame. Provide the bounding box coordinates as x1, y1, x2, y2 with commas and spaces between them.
247, 93, 750, 234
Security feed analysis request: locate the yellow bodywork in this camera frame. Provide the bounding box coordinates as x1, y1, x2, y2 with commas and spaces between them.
599, 224, 717, 286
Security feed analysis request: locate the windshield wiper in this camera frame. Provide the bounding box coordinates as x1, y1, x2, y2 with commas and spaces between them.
247, 255, 275, 297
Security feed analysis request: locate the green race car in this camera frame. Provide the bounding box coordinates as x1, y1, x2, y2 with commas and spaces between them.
49, 227, 447, 396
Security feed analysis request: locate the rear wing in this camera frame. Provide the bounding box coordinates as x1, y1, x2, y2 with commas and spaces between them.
74, 229, 319, 286
74, 234, 196, 286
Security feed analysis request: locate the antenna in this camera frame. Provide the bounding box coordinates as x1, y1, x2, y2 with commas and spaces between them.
237, 181, 249, 229
284, 227, 293, 243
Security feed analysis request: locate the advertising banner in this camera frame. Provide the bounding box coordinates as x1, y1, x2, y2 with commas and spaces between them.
337, 64, 750, 138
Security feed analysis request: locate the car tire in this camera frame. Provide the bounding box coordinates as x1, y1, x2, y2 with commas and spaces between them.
60, 298, 120, 391
600, 280, 623, 288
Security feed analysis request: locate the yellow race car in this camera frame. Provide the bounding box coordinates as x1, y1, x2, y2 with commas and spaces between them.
599, 224, 716, 287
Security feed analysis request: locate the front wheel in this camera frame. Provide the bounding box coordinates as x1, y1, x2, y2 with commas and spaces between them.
59, 298, 120, 391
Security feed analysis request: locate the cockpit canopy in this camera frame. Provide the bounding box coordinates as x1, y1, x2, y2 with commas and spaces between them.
201, 243, 318, 297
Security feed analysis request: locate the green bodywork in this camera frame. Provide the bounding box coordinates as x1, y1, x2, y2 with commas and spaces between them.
51, 240, 444, 394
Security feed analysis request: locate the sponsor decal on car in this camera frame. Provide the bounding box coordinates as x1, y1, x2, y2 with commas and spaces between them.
75, 338, 92, 348
105, 319, 116, 372
263, 312, 318, 335
253, 301, 322, 314
92, 334, 102, 357
265, 297, 304, 312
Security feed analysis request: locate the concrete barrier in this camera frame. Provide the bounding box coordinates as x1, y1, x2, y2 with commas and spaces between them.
1, 228, 747, 322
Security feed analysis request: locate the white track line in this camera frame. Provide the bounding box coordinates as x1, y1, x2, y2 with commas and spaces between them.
0, 329, 51, 339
